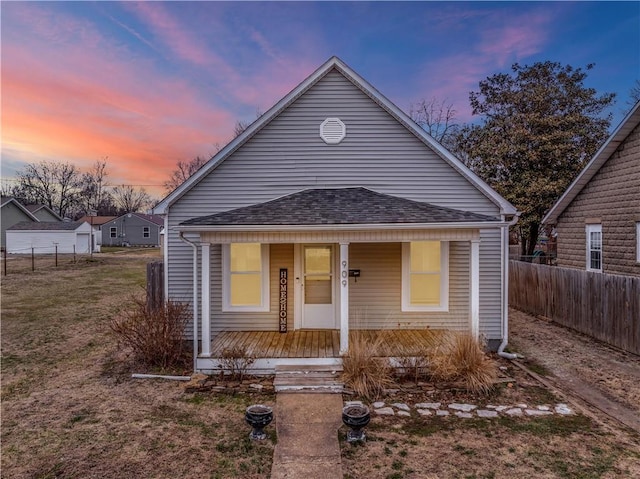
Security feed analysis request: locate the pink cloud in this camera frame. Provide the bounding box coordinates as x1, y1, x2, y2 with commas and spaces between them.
1, 5, 236, 194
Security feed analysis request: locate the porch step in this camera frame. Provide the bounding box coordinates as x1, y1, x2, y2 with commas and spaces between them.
274, 365, 344, 394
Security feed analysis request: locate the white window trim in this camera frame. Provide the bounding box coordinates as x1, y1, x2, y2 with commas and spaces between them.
401, 241, 449, 312
110, 227, 117, 238
143, 226, 150, 238
586, 223, 602, 272
222, 243, 270, 312
636, 222, 640, 264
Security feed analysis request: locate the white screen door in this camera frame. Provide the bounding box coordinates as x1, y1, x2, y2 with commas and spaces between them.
302, 245, 335, 329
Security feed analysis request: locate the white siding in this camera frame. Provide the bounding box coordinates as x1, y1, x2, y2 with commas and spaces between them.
167, 69, 504, 340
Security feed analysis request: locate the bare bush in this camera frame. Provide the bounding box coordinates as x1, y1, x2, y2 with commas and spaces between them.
427, 332, 498, 393
218, 346, 255, 381
342, 332, 395, 401
110, 297, 190, 369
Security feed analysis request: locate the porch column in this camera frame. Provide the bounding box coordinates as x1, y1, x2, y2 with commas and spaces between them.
470, 239, 480, 339
339, 242, 349, 355
200, 242, 211, 357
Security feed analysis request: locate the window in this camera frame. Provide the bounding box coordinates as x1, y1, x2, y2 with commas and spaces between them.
636, 223, 640, 263
110, 227, 117, 238
586, 224, 602, 272
143, 226, 150, 238
223, 243, 269, 311
402, 241, 449, 312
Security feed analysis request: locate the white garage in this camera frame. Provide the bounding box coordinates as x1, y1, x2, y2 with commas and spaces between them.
6, 221, 92, 254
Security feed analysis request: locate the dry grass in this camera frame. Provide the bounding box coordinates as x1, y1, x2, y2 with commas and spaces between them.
110, 296, 191, 369
341, 332, 395, 401
427, 331, 498, 393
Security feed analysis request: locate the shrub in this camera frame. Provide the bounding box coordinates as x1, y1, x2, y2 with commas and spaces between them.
341, 332, 395, 401
110, 297, 190, 369
218, 346, 255, 381
427, 332, 498, 393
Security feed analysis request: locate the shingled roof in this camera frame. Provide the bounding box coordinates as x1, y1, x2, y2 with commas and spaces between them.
8, 221, 86, 231
180, 188, 499, 228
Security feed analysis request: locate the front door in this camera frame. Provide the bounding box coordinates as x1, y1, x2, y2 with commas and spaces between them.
301, 245, 335, 329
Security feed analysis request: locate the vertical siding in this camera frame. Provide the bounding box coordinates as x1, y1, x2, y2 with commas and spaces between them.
167, 68, 505, 339
556, 123, 640, 277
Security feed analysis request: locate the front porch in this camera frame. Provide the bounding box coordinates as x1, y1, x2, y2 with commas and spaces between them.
207, 328, 440, 359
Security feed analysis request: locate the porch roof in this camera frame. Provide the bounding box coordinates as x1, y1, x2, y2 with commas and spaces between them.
180, 187, 500, 229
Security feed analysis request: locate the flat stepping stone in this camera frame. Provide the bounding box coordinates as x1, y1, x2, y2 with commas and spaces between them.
477, 409, 499, 418
436, 410, 450, 416
372, 401, 385, 409
397, 411, 411, 417
505, 408, 523, 416
417, 409, 432, 416
415, 402, 441, 409
555, 404, 574, 415
525, 409, 553, 416
392, 403, 410, 411
449, 403, 477, 412
375, 407, 395, 416
455, 412, 473, 418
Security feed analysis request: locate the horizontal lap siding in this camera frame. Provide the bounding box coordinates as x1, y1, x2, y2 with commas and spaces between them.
348, 242, 470, 330
167, 69, 504, 338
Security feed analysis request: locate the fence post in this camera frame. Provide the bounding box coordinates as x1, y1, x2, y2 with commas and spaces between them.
32, 247, 35, 272
55, 245, 58, 267
73, 245, 76, 263
146, 261, 164, 311
3, 248, 6, 276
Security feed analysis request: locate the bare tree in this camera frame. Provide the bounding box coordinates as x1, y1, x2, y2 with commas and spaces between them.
79, 159, 112, 215
163, 156, 208, 193
409, 97, 459, 149
629, 80, 640, 107
112, 185, 153, 214
13, 161, 82, 218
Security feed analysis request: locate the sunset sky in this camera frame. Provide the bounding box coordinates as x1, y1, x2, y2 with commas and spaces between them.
2, 1, 639, 198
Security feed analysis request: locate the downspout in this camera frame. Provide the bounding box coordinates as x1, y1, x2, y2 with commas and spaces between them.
498, 213, 524, 360
179, 232, 199, 372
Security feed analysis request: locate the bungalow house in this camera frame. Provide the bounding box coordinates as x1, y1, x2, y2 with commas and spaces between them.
153, 57, 518, 373
543, 101, 640, 277
102, 212, 164, 247
6, 221, 92, 254
1, 196, 39, 250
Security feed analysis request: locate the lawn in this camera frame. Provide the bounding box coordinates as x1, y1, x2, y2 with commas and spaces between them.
2, 251, 639, 478
1, 251, 275, 479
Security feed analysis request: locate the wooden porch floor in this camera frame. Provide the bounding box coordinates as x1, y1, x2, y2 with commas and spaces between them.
210, 329, 442, 359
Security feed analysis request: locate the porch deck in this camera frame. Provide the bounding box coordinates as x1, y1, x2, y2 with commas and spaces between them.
210, 329, 441, 359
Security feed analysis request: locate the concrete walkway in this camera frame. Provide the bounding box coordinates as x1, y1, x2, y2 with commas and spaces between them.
270, 393, 344, 479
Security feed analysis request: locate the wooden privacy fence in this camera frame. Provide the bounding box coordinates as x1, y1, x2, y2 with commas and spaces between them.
509, 261, 640, 355
146, 261, 164, 310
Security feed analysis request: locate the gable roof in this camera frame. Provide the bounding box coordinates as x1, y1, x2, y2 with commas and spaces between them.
1, 196, 39, 222
154, 56, 516, 217
77, 215, 118, 226
8, 221, 87, 231
112, 212, 164, 226
543, 101, 640, 225
24, 204, 63, 221
180, 187, 501, 231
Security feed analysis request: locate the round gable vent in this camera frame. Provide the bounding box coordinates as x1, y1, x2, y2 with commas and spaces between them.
320, 118, 346, 144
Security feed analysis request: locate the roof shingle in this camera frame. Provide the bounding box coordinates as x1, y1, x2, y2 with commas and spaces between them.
181, 188, 498, 227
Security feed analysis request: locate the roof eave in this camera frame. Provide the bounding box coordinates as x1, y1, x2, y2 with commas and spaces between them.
176, 221, 508, 233
543, 101, 640, 225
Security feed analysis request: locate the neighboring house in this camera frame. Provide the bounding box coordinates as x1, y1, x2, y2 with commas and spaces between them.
6, 221, 92, 254
154, 57, 518, 372
1, 196, 39, 250
78, 215, 118, 252
24, 204, 62, 222
543, 101, 640, 277
102, 213, 164, 247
